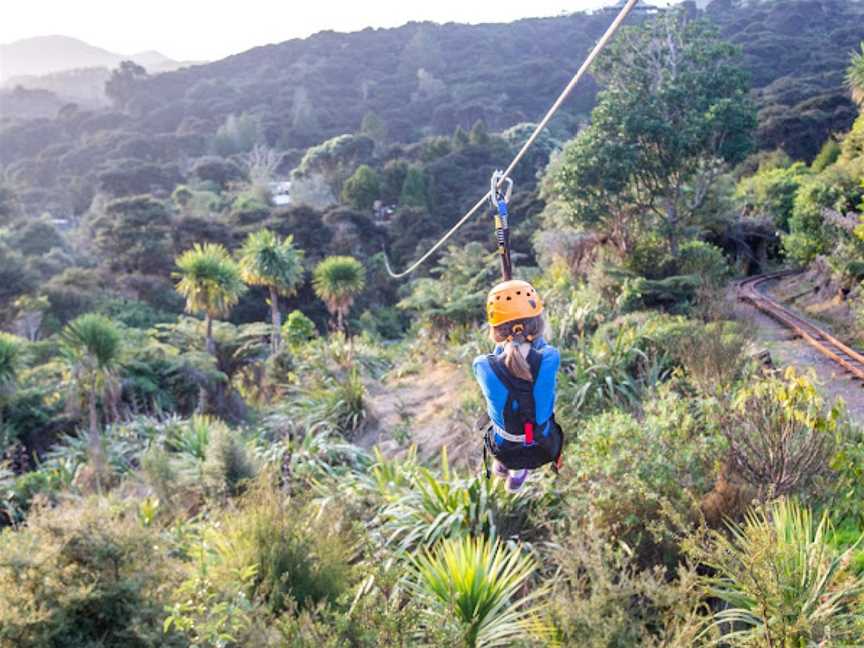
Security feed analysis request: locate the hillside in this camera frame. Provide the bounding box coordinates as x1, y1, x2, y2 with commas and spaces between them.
2, 1, 863, 221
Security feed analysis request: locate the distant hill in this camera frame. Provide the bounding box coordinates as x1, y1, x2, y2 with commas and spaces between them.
1, 0, 863, 217
706, 0, 864, 159
0, 35, 198, 83
0, 36, 204, 118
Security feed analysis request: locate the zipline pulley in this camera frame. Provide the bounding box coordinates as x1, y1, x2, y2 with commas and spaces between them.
490, 170, 514, 282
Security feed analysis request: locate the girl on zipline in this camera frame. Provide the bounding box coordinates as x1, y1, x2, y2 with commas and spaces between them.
473, 279, 564, 492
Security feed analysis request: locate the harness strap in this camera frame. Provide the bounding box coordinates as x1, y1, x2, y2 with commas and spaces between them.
492, 423, 526, 443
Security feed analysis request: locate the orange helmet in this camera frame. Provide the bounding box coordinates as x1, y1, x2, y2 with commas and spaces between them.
486, 280, 543, 327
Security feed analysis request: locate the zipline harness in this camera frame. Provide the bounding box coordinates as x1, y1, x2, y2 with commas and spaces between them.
384, 0, 641, 280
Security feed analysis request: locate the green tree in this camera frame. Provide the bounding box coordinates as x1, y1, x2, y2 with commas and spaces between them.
89, 195, 173, 274
452, 125, 469, 149
735, 160, 810, 230
381, 159, 409, 204
341, 164, 382, 210
59, 314, 122, 476
468, 119, 490, 146
0, 184, 20, 227
174, 243, 246, 355
105, 60, 147, 109
292, 134, 375, 201
360, 111, 388, 149
237, 230, 305, 353
847, 42, 864, 107
400, 166, 428, 210
811, 138, 842, 173
0, 333, 22, 429
212, 112, 261, 156
555, 14, 756, 257
312, 256, 366, 333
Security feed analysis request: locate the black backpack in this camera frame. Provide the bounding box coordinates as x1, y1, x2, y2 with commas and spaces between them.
483, 350, 564, 474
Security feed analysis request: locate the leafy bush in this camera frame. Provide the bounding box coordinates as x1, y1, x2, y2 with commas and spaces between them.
561, 388, 722, 568
828, 420, 864, 526
559, 312, 690, 418
165, 413, 218, 461
696, 499, 864, 646
617, 275, 702, 314
282, 309, 317, 348
289, 367, 368, 436
0, 498, 183, 647
672, 320, 749, 396
675, 240, 730, 287
166, 473, 358, 643
202, 425, 256, 497
734, 159, 809, 229
723, 368, 841, 500
549, 513, 711, 647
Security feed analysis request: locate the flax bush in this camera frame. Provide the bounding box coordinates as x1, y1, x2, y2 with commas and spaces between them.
695, 499, 864, 646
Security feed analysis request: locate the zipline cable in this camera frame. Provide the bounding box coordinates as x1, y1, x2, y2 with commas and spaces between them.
384, 0, 641, 279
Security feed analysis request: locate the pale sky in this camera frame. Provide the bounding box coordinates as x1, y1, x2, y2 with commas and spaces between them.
2, 0, 681, 62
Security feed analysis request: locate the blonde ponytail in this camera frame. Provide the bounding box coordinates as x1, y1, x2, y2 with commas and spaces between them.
491, 315, 545, 381
503, 341, 533, 381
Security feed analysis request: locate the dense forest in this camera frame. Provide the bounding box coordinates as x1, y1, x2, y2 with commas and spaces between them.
2, 0, 864, 645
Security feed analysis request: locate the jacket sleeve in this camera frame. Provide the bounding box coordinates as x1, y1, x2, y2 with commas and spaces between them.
532, 347, 560, 425
473, 355, 507, 430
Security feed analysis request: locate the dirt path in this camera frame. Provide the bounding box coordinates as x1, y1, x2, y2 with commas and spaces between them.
358, 362, 483, 466
733, 279, 864, 422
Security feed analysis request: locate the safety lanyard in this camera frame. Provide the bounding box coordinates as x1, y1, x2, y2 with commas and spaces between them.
490, 170, 514, 282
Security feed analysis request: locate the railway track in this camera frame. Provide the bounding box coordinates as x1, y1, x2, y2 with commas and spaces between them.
737, 270, 864, 384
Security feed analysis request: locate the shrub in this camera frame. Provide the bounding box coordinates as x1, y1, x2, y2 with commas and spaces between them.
282, 310, 317, 348
549, 514, 711, 647
734, 160, 809, 229
411, 535, 550, 648
0, 498, 183, 647
368, 448, 543, 552
202, 425, 256, 497
676, 240, 730, 287
559, 312, 690, 419
560, 388, 722, 568
166, 474, 358, 644
696, 499, 864, 646
828, 420, 864, 525
672, 320, 749, 396
292, 367, 368, 436
215, 473, 356, 612
723, 368, 840, 500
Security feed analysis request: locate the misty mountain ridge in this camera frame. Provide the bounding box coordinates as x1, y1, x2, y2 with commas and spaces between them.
0, 35, 199, 83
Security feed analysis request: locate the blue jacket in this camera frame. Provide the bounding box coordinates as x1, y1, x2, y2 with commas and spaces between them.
472, 337, 560, 444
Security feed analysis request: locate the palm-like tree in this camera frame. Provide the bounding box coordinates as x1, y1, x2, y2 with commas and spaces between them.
174, 243, 246, 355
0, 333, 22, 428
411, 535, 550, 647
848, 42, 864, 107
312, 256, 366, 333
59, 314, 122, 471
237, 230, 305, 353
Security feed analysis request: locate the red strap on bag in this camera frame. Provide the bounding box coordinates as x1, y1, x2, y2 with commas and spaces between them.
523, 421, 534, 445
